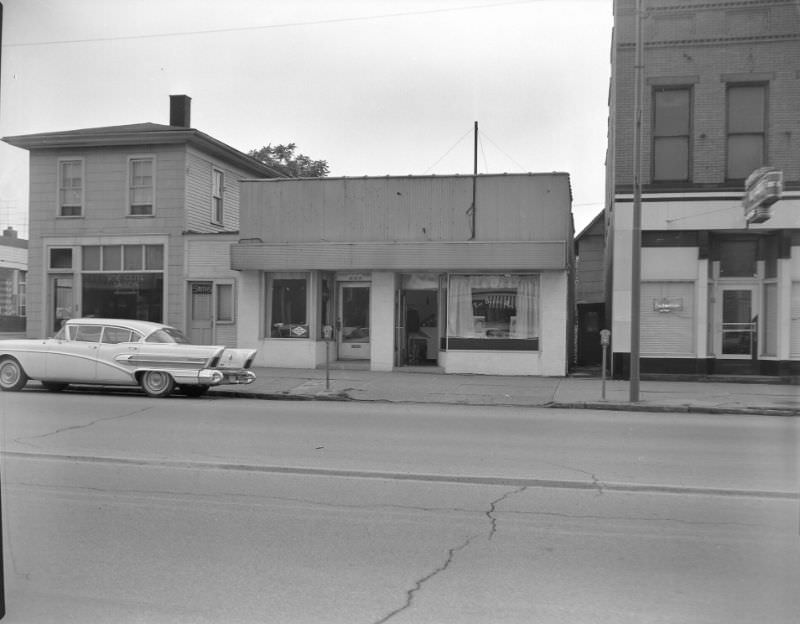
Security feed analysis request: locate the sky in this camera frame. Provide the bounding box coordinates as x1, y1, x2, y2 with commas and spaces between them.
0, 0, 613, 239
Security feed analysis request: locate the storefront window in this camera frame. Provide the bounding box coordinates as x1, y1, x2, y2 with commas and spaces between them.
446, 275, 538, 347
0, 268, 26, 332
270, 275, 308, 338
82, 273, 163, 321
80, 243, 165, 322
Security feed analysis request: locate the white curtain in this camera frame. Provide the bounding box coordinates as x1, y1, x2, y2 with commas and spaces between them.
447, 274, 539, 339
447, 276, 474, 337
514, 275, 538, 338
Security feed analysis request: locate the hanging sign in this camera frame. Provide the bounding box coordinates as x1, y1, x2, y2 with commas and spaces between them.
743, 167, 782, 224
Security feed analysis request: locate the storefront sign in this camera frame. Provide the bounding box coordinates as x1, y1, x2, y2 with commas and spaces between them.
653, 297, 683, 313
743, 167, 782, 224
336, 272, 370, 282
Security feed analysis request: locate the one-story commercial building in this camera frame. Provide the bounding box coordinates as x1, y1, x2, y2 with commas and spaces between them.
231, 173, 575, 376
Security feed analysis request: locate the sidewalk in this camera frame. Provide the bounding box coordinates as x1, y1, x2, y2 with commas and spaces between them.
210, 366, 800, 416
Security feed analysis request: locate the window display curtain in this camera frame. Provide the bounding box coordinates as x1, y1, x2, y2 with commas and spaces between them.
447, 275, 538, 338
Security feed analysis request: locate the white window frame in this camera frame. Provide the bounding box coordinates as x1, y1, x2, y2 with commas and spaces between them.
57, 158, 84, 217
215, 281, 235, 324
211, 168, 224, 225
266, 272, 310, 339
127, 155, 156, 217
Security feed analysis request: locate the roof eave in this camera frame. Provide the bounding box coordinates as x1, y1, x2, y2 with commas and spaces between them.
2, 128, 285, 179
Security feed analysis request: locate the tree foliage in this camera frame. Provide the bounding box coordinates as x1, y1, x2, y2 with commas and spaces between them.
248, 143, 330, 178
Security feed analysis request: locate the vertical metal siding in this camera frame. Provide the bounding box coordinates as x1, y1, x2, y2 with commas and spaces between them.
240, 174, 572, 244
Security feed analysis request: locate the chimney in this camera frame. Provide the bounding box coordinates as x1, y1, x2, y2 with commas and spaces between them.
169, 94, 191, 127
3, 227, 17, 239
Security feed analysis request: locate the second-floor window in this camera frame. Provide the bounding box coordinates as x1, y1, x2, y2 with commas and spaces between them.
653, 87, 691, 182
212, 169, 224, 224
727, 84, 766, 180
59, 159, 83, 216
129, 157, 154, 215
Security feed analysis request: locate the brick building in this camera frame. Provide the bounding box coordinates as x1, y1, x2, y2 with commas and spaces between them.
607, 0, 800, 378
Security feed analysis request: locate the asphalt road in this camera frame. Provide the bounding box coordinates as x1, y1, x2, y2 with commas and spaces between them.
0, 390, 798, 623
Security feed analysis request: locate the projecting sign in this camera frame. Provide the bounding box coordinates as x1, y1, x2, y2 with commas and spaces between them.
743, 167, 783, 224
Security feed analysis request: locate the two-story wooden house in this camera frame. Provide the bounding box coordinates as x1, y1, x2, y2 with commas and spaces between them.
2, 95, 282, 343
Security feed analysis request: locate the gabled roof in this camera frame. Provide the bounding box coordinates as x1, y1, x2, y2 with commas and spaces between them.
2, 122, 285, 179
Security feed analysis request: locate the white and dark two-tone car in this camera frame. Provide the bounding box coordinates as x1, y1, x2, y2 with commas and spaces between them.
0, 318, 257, 398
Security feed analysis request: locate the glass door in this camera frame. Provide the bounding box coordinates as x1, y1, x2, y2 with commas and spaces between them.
188, 281, 213, 344
719, 286, 757, 358
52, 276, 74, 334
338, 283, 370, 360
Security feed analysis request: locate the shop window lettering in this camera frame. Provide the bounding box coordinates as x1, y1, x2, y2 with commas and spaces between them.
447, 275, 539, 339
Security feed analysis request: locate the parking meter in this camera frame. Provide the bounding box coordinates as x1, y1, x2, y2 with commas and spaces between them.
600, 329, 610, 347
600, 329, 610, 399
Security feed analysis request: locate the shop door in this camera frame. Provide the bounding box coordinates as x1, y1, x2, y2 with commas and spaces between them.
52, 276, 73, 334
395, 290, 407, 367
338, 283, 370, 360
188, 282, 213, 344
576, 303, 605, 366
718, 286, 758, 358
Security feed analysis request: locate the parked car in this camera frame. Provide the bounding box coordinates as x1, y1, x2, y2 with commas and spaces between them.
0, 318, 257, 398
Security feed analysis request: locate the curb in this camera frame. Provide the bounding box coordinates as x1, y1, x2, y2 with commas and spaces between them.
207, 389, 798, 416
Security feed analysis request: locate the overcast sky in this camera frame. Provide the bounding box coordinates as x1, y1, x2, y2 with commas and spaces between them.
0, 0, 613, 238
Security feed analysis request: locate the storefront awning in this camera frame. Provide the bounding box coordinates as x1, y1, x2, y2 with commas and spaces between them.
230, 240, 568, 271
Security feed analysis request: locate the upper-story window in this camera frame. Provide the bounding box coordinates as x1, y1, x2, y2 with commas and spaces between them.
212, 169, 224, 224
727, 84, 766, 180
653, 87, 691, 182
58, 159, 83, 217
129, 157, 154, 216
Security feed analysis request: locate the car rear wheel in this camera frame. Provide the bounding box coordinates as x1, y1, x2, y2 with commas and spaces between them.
42, 382, 69, 392
140, 370, 174, 398
0, 357, 29, 391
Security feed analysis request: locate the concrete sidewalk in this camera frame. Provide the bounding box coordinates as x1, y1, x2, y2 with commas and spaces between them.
210, 366, 800, 416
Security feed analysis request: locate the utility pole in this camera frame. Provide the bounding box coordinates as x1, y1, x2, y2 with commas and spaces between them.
0, 1, 6, 617
630, 0, 644, 402
471, 121, 478, 239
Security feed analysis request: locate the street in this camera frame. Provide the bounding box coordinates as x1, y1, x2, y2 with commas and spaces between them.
0, 389, 798, 623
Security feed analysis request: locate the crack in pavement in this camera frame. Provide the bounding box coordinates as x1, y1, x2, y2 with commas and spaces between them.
373, 484, 528, 623
12, 407, 154, 448
373, 535, 478, 624
487, 486, 528, 540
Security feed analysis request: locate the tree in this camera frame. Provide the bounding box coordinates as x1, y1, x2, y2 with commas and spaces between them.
248, 143, 329, 178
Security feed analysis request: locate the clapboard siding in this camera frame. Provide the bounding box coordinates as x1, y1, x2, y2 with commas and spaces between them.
185, 146, 257, 233
185, 234, 239, 278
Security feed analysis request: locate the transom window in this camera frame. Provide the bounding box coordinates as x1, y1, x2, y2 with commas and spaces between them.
727, 84, 766, 180
129, 157, 154, 216
653, 87, 691, 182
82, 244, 164, 271
59, 159, 83, 217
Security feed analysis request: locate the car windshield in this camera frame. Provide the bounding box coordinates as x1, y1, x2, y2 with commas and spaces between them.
145, 327, 191, 344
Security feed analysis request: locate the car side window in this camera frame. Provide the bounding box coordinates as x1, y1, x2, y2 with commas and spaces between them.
74, 325, 102, 343
101, 327, 135, 344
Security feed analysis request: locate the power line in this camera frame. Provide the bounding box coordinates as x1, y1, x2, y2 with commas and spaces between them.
4, 0, 537, 48
423, 127, 474, 175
